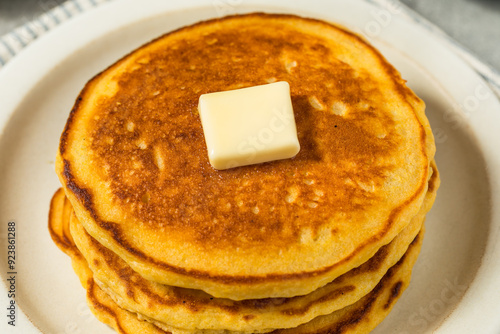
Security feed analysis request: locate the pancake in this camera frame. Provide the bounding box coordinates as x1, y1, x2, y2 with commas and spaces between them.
74, 186, 429, 333
68, 159, 436, 333
48, 189, 424, 334
55, 13, 436, 300
49, 189, 168, 334
46, 160, 437, 333
143, 225, 422, 334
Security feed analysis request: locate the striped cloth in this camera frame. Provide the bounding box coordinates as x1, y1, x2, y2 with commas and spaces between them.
0, 0, 499, 97
369, 0, 500, 98
0, 0, 111, 68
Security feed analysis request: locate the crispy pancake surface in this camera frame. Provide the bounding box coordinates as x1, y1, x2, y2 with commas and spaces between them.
72, 174, 434, 332
48, 189, 424, 334
56, 13, 435, 299
54, 162, 437, 332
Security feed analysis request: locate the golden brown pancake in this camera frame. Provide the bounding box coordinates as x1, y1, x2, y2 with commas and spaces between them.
46, 159, 437, 333
55, 13, 436, 300
68, 159, 435, 333
49, 188, 424, 334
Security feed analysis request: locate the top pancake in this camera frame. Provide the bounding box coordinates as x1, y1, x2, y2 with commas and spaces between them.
56, 13, 435, 300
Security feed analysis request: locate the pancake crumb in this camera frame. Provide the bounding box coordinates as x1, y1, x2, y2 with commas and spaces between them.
308, 202, 318, 209
331, 101, 347, 116
206, 38, 218, 45
358, 101, 370, 110
154, 146, 165, 171
377, 133, 387, 139
126, 121, 135, 132
285, 60, 297, 74
136, 140, 147, 150
285, 186, 300, 204
313, 189, 324, 197
357, 180, 376, 193
309, 96, 325, 110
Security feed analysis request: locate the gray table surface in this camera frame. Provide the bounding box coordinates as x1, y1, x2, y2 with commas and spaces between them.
0, 0, 499, 71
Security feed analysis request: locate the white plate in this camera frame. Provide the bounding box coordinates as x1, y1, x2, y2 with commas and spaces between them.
1, 0, 499, 333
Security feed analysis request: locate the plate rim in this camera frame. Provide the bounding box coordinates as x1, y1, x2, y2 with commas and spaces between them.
0, 0, 499, 333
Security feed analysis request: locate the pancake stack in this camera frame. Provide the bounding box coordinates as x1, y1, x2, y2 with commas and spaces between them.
49, 13, 439, 334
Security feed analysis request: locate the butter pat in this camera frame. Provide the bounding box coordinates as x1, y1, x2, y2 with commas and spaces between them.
198, 81, 300, 170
